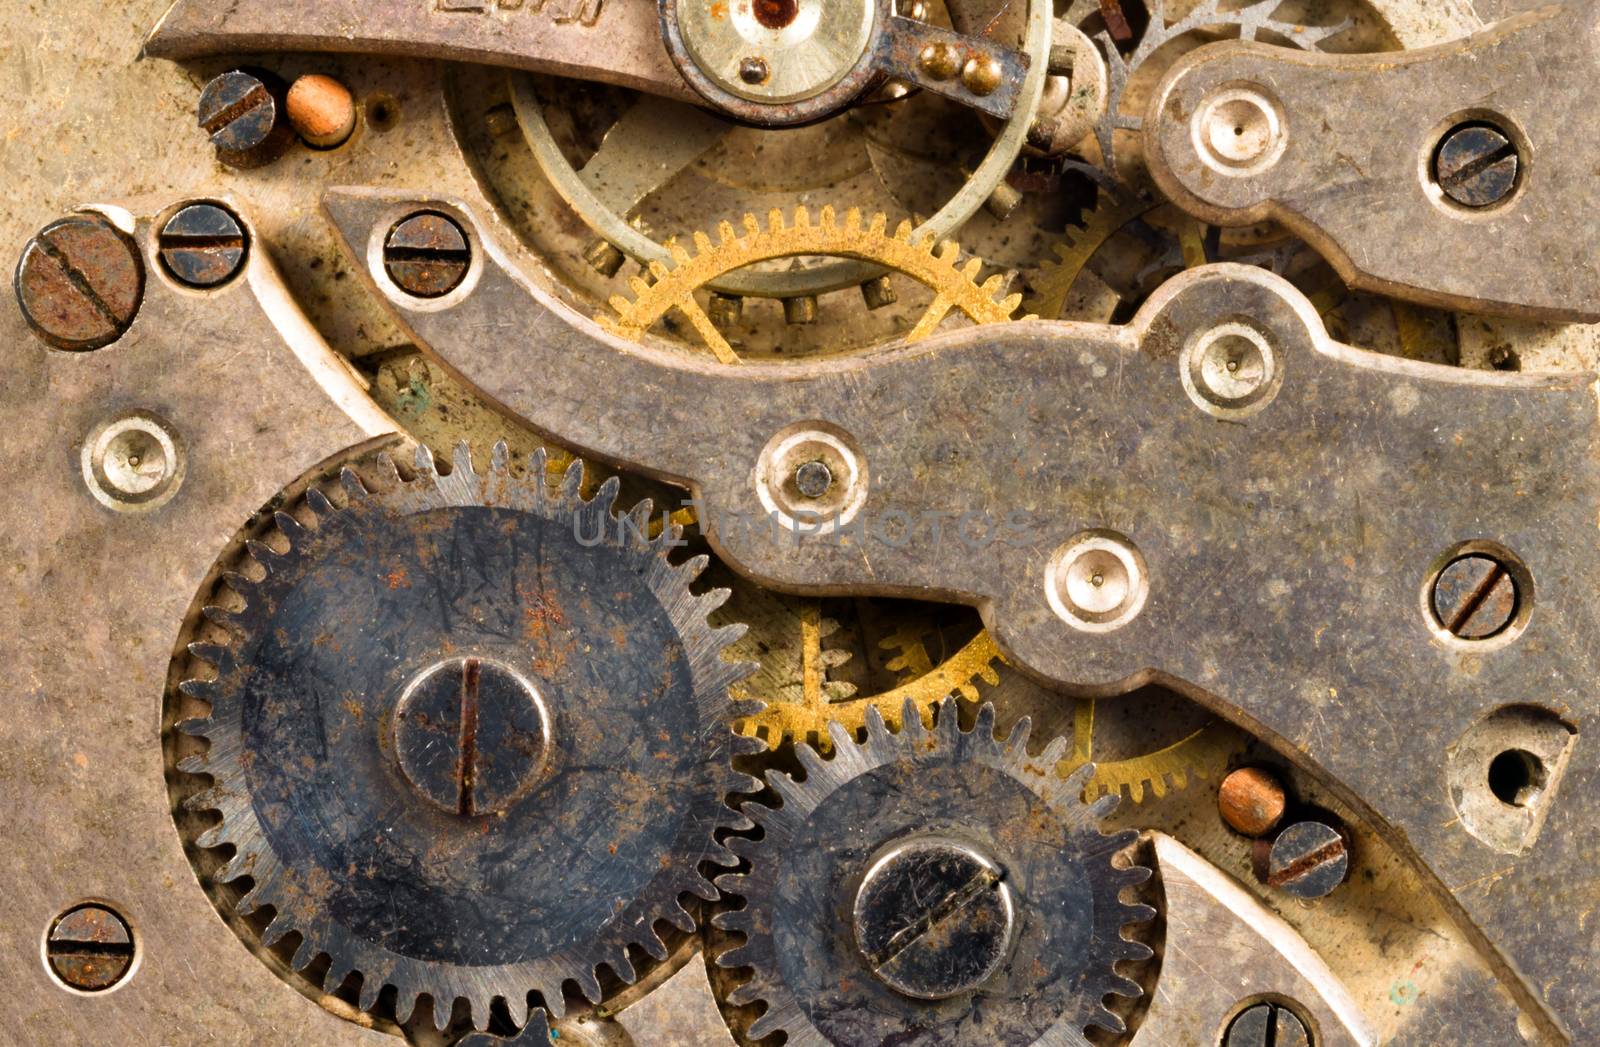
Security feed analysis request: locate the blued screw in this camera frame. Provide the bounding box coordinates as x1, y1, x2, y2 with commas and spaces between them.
158, 204, 249, 288
393, 657, 551, 817
1432, 123, 1519, 209
794, 460, 834, 499
1223, 1001, 1312, 1047
1431, 553, 1518, 640
197, 69, 292, 169
384, 212, 472, 299
15, 215, 144, 351
852, 837, 1015, 1000
46, 905, 135, 992
1267, 821, 1348, 901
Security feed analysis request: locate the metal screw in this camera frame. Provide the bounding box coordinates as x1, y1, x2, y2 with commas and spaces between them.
852, 837, 1015, 1000
384, 212, 472, 299
918, 43, 962, 81
197, 69, 292, 169
1431, 554, 1518, 640
15, 215, 144, 352
585, 238, 627, 277
794, 460, 834, 499
393, 657, 551, 817
46, 905, 134, 992
158, 204, 249, 289
739, 57, 771, 85
961, 55, 1004, 97
1223, 1001, 1311, 1047
1218, 767, 1287, 838
1267, 821, 1348, 900
1433, 122, 1520, 209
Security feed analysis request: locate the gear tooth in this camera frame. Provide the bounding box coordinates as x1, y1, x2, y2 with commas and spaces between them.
528, 445, 550, 479
539, 980, 568, 1020
305, 488, 335, 516
374, 450, 403, 487
972, 701, 997, 738
574, 965, 604, 1003
290, 936, 320, 972
864, 703, 891, 742
1120, 937, 1156, 963
243, 539, 281, 568
186, 641, 228, 666
612, 945, 641, 982
627, 275, 652, 298
792, 205, 810, 228
393, 986, 421, 1026
692, 229, 714, 254
794, 742, 830, 778
489, 440, 512, 476
608, 292, 635, 316
435, 994, 459, 1031
825, 719, 855, 752
1094, 1006, 1129, 1034
749, 1010, 786, 1040
960, 255, 981, 278
1089, 792, 1120, 820
259, 911, 295, 948
339, 465, 369, 501
980, 272, 1007, 296
176, 754, 208, 774
177, 682, 216, 707
1038, 735, 1072, 770
999, 292, 1023, 315
357, 973, 384, 1013
721, 218, 742, 244
663, 899, 698, 934
892, 217, 914, 242
667, 242, 691, 265
206, 596, 245, 622
590, 474, 622, 515
504, 993, 531, 1029
413, 441, 439, 478
818, 204, 836, 228
560, 459, 586, 500
766, 207, 786, 232
648, 258, 672, 279
727, 981, 762, 1006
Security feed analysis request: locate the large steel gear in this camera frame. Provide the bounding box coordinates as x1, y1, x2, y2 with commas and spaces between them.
603, 206, 1022, 361
715, 698, 1155, 1045
176, 442, 760, 1033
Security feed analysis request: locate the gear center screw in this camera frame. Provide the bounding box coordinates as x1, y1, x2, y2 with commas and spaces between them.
852, 836, 1016, 1000
393, 656, 551, 817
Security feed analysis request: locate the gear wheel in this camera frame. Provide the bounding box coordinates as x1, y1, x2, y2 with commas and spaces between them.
175, 442, 760, 1033
715, 698, 1154, 1045
602, 206, 1022, 362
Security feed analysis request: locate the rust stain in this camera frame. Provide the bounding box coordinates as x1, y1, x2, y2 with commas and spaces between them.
385, 567, 411, 590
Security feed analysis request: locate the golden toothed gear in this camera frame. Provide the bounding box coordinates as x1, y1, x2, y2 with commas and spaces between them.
1026, 190, 1164, 321
602, 206, 1024, 363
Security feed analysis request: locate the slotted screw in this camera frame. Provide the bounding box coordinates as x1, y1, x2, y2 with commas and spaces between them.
46, 905, 135, 992
15, 215, 144, 351
1267, 820, 1348, 900
197, 69, 292, 169
1432, 123, 1520, 209
1431, 553, 1518, 640
1223, 1000, 1312, 1047
158, 204, 249, 288
384, 212, 472, 299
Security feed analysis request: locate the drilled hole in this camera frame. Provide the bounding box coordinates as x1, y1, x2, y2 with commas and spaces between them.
1487, 748, 1546, 808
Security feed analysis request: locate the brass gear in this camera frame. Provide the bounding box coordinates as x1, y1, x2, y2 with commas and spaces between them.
1026, 189, 1161, 320
602, 206, 1023, 363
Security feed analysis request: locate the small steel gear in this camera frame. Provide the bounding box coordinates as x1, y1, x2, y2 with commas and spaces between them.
602, 206, 1022, 362
175, 442, 760, 1033
715, 698, 1154, 1045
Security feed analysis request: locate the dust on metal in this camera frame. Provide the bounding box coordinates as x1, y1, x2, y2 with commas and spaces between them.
1267, 821, 1348, 900
46, 905, 135, 992
1431, 553, 1517, 640
384, 212, 472, 299
14, 215, 144, 351
158, 204, 249, 289
197, 69, 292, 169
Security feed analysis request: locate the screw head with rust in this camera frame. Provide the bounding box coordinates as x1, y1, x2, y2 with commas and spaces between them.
852, 836, 1016, 1000
1432, 122, 1520, 209
197, 69, 293, 169
158, 204, 249, 289
1223, 1000, 1312, 1047
15, 215, 144, 352
384, 212, 473, 299
1431, 553, 1518, 640
46, 904, 135, 992
393, 657, 552, 817
1267, 820, 1348, 900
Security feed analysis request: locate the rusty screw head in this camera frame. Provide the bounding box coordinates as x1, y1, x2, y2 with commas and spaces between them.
852, 837, 1015, 1000
15, 215, 144, 352
46, 905, 135, 992
1223, 1000, 1312, 1047
1218, 767, 1287, 838
961, 54, 1004, 96
393, 657, 552, 817
197, 69, 292, 169
1267, 820, 1348, 900
158, 204, 249, 289
384, 212, 472, 299
1432, 122, 1520, 209
1431, 553, 1519, 640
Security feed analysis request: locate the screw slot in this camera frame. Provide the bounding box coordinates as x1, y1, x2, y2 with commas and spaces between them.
158, 203, 249, 289
1431, 120, 1521, 210
14, 214, 145, 352
1426, 544, 1530, 646
45, 904, 135, 993
383, 211, 472, 300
